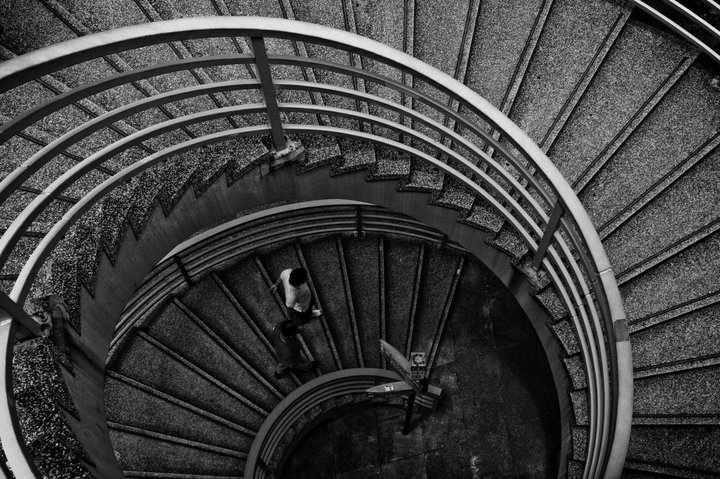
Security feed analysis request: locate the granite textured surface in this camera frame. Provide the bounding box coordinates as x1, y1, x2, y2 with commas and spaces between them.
299, 236, 361, 370
113, 333, 264, 430
550, 318, 580, 356
547, 19, 695, 184
288, 0, 377, 171
383, 238, 421, 354
631, 301, 720, 370
627, 425, 720, 472
342, 235, 383, 368
12, 339, 90, 478
105, 374, 254, 452
413, 0, 469, 75
580, 62, 720, 228
460, 198, 505, 233
535, 286, 568, 320
563, 354, 587, 390
463, 0, 545, 110
509, 0, 624, 146
620, 231, 720, 322
633, 366, 720, 416
183, 272, 297, 396
407, 247, 459, 356
142, 299, 278, 408
604, 148, 720, 275
108, 426, 244, 475
488, 224, 529, 262
257, 240, 336, 374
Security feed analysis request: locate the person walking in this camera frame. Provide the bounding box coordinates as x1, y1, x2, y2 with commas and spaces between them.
269, 267, 322, 326
272, 320, 318, 378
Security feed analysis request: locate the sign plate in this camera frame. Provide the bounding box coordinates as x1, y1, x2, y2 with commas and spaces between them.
409, 352, 426, 380
379, 340, 424, 393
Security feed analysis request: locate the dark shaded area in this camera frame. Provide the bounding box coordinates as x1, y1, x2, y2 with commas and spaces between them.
282, 256, 561, 478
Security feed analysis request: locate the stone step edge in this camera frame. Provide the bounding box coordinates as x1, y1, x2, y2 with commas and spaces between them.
106, 369, 256, 438
107, 421, 246, 459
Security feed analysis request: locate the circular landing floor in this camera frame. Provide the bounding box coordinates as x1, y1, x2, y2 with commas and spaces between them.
282, 268, 561, 478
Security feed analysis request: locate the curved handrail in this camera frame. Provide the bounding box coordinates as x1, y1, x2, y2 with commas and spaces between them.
112, 200, 463, 350
0, 18, 631, 479
244, 368, 402, 478
631, 0, 720, 64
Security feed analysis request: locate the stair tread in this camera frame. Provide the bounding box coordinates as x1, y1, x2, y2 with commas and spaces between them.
408, 247, 459, 358
105, 375, 254, 452
620, 232, 720, 322
342, 235, 383, 368
509, 0, 627, 146
109, 427, 245, 475
631, 303, 720, 370
384, 239, 422, 354
463, 0, 547, 110
297, 236, 360, 370
256, 242, 337, 376
185, 272, 295, 396
547, 19, 696, 185
112, 334, 265, 430
579, 61, 720, 228
143, 300, 279, 408
604, 147, 720, 275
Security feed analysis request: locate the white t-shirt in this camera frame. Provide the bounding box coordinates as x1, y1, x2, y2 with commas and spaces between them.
280, 269, 311, 312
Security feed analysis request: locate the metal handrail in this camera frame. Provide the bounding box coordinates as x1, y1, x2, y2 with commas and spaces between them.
0, 18, 630, 478
112, 201, 462, 349
631, 0, 720, 64
244, 368, 402, 478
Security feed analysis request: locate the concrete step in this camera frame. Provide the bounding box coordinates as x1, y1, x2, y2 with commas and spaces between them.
579, 60, 720, 228
110, 333, 265, 431
633, 365, 720, 416
547, 18, 697, 187
253, 244, 333, 377
487, 223, 529, 263
186, 272, 298, 396
142, 298, 279, 409
407, 246, 462, 362
297, 236, 361, 369
630, 302, 720, 370
369, 146, 412, 181
11, 339, 88, 478
459, 198, 505, 234
384, 238, 423, 355
108, 422, 245, 476
429, 178, 475, 211
105, 373, 254, 453
603, 144, 720, 276
625, 425, 720, 476
508, 0, 629, 147
353, 0, 406, 133
620, 231, 720, 322
284, 0, 377, 172
341, 234, 383, 368
397, 160, 444, 193
463, 0, 547, 110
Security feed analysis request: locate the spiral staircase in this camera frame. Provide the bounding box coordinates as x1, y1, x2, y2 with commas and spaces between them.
0, 0, 718, 478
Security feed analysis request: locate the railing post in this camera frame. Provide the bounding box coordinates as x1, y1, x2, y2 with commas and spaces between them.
250, 36, 287, 152
173, 255, 193, 285
532, 202, 564, 269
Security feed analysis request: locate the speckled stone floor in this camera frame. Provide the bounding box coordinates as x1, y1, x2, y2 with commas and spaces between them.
282, 276, 561, 478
